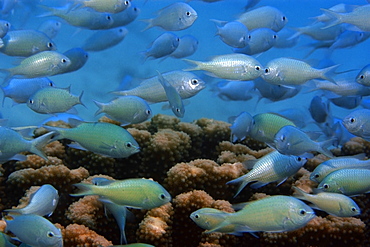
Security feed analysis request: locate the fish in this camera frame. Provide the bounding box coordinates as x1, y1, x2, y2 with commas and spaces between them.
342, 109, 370, 140
4, 214, 63, 247
0, 51, 71, 79
310, 154, 370, 183
37, 19, 62, 39
156, 71, 184, 118
0, 29, 56, 57
329, 95, 362, 109
2, 77, 54, 104
109, 3, 140, 28
213, 80, 255, 101
234, 28, 278, 55
309, 95, 330, 124
0, 127, 53, 163
82, 27, 128, 52
5, 184, 59, 217
263, 57, 339, 86
274, 28, 299, 48
72, 0, 131, 13
114, 71, 205, 103
211, 20, 249, 48
94, 95, 152, 125
190, 208, 234, 233
206, 195, 315, 235
183, 53, 263, 81
140, 32, 180, 61
321, 5, 370, 32
0, 19, 11, 38
274, 125, 334, 158
237, 6, 288, 32
71, 178, 171, 209
356, 64, 370, 86
61, 48, 89, 73
169, 34, 198, 59
310, 77, 370, 96
317, 168, 370, 196
289, 22, 346, 41
229, 111, 253, 142
142, 2, 197, 31
249, 112, 296, 145
254, 77, 301, 102
311, 3, 356, 23
227, 151, 306, 196
292, 186, 360, 217
0, 232, 16, 247
39, 4, 114, 30
44, 120, 140, 158
27, 87, 84, 114
328, 30, 370, 52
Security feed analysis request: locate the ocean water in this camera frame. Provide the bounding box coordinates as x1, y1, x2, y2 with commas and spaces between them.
0, 0, 368, 128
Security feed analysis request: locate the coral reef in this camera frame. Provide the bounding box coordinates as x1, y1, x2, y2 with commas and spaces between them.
0, 114, 369, 246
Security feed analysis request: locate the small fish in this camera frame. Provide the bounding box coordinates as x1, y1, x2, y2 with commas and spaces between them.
44, 120, 140, 158
82, 27, 128, 52
39, 4, 114, 30
321, 5, 370, 32
0, 20, 11, 38
310, 155, 370, 183
254, 77, 301, 102
292, 186, 360, 217
214, 80, 255, 101
0, 127, 53, 163
169, 34, 198, 59
329, 30, 370, 52
234, 28, 278, 55
0, 29, 56, 57
142, 2, 197, 31
4, 214, 63, 247
317, 168, 370, 196
94, 95, 152, 125
183, 53, 263, 81
249, 112, 296, 145
237, 6, 288, 32
329, 95, 362, 109
274, 28, 299, 48
37, 20, 62, 39
312, 3, 356, 23
71, 178, 171, 209
356, 64, 370, 86
157, 71, 184, 118
115, 71, 205, 103
141, 32, 180, 61
309, 95, 330, 124
310, 77, 370, 96
5, 184, 59, 217
263, 57, 338, 86
110, 4, 140, 28
229, 111, 253, 142
72, 0, 131, 13
289, 22, 346, 41
227, 151, 306, 196
0, 51, 71, 79
61, 48, 89, 73
342, 109, 370, 140
211, 20, 249, 48
190, 208, 234, 233
277, 108, 307, 129
27, 87, 84, 114
2, 77, 54, 104
206, 195, 315, 235
274, 125, 334, 158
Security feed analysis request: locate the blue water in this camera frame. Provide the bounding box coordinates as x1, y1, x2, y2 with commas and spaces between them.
0, 0, 368, 128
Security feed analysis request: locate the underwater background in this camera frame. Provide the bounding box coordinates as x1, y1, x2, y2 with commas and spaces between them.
1, 0, 370, 246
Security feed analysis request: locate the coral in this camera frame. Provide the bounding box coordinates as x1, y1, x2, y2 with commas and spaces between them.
340, 137, 369, 156
14, 155, 64, 170
61, 223, 113, 247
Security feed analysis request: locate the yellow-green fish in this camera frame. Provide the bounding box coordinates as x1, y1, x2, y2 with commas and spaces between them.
183, 53, 263, 81
44, 120, 139, 158
27, 87, 84, 114
72, 0, 131, 13
190, 208, 236, 234
0, 51, 71, 79
71, 178, 171, 209
0, 29, 56, 57
293, 186, 360, 217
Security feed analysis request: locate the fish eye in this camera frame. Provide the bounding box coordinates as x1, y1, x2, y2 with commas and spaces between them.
273, 35, 277, 39
299, 209, 306, 216
282, 16, 287, 21
349, 117, 356, 123
146, 109, 151, 115
124, 0, 130, 5
351, 207, 357, 212
191, 79, 199, 85
126, 142, 132, 148
297, 157, 302, 162
255, 66, 260, 71
186, 11, 191, 16
323, 184, 329, 189
133, 7, 137, 11
360, 75, 365, 79
280, 134, 285, 141
47, 231, 55, 238
5, 22, 9, 27
314, 174, 320, 178
248, 35, 251, 40
194, 214, 199, 219
265, 68, 269, 73
29, 99, 34, 104
106, 15, 112, 20
160, 193, 166, 200
176, 108, 181, 113
61, 58, 67, 63
177, 37, 180, 42
47, 42, 53, 48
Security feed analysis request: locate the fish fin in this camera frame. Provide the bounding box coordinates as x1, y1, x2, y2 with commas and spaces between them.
242, 159, 257, 169
78, 91, 86, 108
182, 58, 201, 71
318, 138, 335, 158
70, 183, 95, 197
29, 131, 55, 160
9, 154, 27, 162
209, 19, 228, 27
140, 18, 154, 32
67, 118, 84, 127
292, 186, 308, 199
320, 64, 340, 84
93, 100, 105, 116
250, 181, 268, 189
227, 176, 251, 198
320, 8, 343, 30
276, 177, 288, 187
68, 142, 88, 151
92, 177, 114, 186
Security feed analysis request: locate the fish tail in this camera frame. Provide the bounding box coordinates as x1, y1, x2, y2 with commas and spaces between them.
93, 100, 104, 116
320, 64, 340, 84
36, 5, 55, 18
29, 131, 55, 161
291, 186, 307, 200
226, 176, 250, 198
318, 138, 335, 158
78, 90, 87, 108
182, 58, 201, 71
0, 68, 12, 84
70, 183, 95, 197
140, 18, 154, 32
319, 8, 343, 30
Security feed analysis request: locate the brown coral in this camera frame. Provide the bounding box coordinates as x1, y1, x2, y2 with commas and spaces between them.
61, 223, 113, 247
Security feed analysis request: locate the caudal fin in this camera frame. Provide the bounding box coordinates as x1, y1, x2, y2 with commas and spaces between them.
320, 9, 344, 30
320, 64, 340, 84
29, 131, 55, 160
